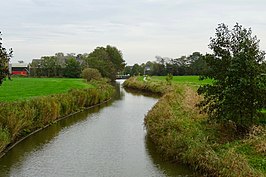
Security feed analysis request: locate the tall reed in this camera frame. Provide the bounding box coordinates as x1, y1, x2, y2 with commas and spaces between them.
0, 80, 114, 153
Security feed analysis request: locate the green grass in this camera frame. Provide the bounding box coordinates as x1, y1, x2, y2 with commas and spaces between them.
0, 78, 94, 102
139, 76, 213, 85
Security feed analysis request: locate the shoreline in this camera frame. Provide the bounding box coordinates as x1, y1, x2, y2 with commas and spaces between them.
0, 98, 112, 159
123, 77, 265, 177
0, 80, 114, 158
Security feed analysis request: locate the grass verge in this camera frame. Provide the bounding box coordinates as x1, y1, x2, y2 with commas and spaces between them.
123, 77, 266, 177
0, 79, 114, 155
138, 76, 213, 86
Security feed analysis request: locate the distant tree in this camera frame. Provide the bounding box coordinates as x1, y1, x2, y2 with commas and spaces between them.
81, 68, 102, 82
174, 56, 188, 75
0, 32, 12, 85
29, 59, 42, 77
64, 58, 81, 78
82, 46, 125, 81
106, 45, 126, 72
198, 23, 266, 130
131, 63, 143, 76
41, 56, 61, 77
188, 52, 208, 75
123, 66, 132, 75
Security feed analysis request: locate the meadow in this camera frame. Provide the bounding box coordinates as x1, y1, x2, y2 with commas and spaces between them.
138, 75, 213, 85
0, 78, 93, 102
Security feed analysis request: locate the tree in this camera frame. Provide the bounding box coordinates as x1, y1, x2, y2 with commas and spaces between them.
63, 58, 81, 78
106, 45, 125, 72
0, 32, 12, 85
198, 23, 266, 129
41, 56, 61, 77
81, 68, 102, 81
187, 52, 208, 75
131, 63, 143, 76
82, 45, 125, 81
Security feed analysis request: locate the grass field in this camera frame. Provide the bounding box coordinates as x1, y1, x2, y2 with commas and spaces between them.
139, 76, 213, 85
0, 78, 93, 102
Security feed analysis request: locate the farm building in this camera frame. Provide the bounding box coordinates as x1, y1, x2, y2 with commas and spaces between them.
11, 61, 29, 76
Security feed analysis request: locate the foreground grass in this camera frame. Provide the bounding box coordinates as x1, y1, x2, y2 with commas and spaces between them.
0, 78, 93, 102
124, 77, 266, 177
0, 79, 114, 155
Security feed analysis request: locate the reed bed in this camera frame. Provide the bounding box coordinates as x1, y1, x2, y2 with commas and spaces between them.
0, 80, 114, 154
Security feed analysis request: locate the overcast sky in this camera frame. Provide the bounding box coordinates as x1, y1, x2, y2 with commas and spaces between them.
1, 0, 266, 65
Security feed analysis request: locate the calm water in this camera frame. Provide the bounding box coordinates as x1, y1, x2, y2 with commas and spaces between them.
0, 80, 193, 177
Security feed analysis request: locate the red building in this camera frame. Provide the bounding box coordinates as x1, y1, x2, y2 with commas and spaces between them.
11, 61, 29, 76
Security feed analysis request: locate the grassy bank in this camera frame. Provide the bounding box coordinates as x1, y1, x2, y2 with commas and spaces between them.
138, 76, 213, 86
0, 79, 114, 155
123, 77, 266, 177
0, 78, 93, 102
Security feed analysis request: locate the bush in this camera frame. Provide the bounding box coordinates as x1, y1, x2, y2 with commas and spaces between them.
81, 68, 102, 82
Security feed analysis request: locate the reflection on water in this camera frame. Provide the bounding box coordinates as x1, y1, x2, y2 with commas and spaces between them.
124, 87, 161, 98
0, 80, 194, 177
145, 136, 196, 177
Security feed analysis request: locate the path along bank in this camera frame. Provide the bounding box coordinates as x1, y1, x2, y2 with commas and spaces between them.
0, 80, 114, 157
123, 77, 266, 177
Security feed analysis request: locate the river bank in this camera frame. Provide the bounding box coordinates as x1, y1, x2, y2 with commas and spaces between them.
123, 77, 266, 177
0, 79, 114, 157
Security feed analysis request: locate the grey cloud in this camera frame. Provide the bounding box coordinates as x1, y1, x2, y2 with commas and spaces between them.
1, 0, 265, 65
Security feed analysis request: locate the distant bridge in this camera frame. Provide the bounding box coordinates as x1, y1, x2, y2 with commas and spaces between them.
116, 75, 130, 79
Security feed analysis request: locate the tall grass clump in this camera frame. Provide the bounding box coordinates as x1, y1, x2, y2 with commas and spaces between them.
0, 80, 114, 154
125, 77, 265, 176
123, 77, 173, 95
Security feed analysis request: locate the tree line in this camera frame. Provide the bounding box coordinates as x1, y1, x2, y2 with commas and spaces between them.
29, 45, 125, 81
124, 52, 208, 76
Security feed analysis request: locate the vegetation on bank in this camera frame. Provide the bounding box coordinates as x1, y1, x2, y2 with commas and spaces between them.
197, 23, 266, 130
0, 78, 94, 102
123, 77, 266, 176
0, 79, 114, 154
0, 32, 12, 85
138, 76, 213, 86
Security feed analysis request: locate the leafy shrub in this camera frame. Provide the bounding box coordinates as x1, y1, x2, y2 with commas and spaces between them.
198, 23, 266, 130
81, 68, 102, 82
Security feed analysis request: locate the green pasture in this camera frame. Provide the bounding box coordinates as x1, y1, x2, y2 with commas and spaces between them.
139, 76, 213, 85
0, 78, 93, 102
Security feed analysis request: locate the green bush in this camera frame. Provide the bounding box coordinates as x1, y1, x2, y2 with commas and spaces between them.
81, 68, 102, 82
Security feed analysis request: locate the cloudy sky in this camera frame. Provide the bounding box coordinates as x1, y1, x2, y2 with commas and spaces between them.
1, 0, 266, 65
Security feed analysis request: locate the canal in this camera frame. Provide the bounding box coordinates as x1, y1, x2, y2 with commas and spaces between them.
0, 80, 193, 177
